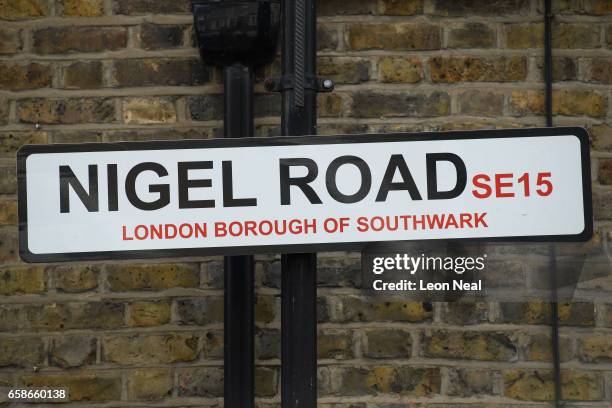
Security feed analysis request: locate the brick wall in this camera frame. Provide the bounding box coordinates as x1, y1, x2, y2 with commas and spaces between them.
0, 0, 611, 406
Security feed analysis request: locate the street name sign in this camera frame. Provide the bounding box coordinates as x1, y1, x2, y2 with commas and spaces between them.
18, 127, 592, 262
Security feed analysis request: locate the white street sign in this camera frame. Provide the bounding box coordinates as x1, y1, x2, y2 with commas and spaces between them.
18, 127, 592, 262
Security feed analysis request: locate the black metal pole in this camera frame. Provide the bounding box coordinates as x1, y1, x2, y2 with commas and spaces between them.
280, 0, 318, 407
544, 0, 562, 405
223, 64, 255, 408
545, 0, 553, 129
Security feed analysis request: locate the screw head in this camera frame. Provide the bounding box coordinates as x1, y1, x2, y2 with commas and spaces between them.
322, 79, 333, 89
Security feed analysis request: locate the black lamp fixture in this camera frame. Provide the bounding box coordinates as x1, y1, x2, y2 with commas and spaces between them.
191, 0, 281, 67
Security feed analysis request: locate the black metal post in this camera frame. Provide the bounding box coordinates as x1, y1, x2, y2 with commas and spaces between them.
223, 64, 255, 408
280, 0, 318, 407
544, 0, 562, 405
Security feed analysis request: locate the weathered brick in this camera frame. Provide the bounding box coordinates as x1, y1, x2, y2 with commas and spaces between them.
318, 330, 353, 359
141, 23, 186, 50
176, 297, 224, 325
114, 58, 210, 86
201, 260, 223, 289
33, 27, 126, 54
63, 61, 103, 89
335, 297, 433, 322
0, 307, 34, 333
447, 368, 498, 397
553, 23, 602, 48
255, 294, 276, 323
553, 90, 608, 117
535, 56, 578, 81
52, 130, 103, 143
113, 0, 190, 15
318, 24, 339, 51
592, 0, 612, 14
50, 336, 96, 368
381, 0, 423, 15
458, 90, 504, 117
0, 62, 52, 90
508, 90, 544, 115
0, 372, 13, 387
259, 259, 280, 288
0, 97, 7, 125
504, 370, 603, 401
105, 128, 213, 142
203, 330, 224, 359
255, 329, 279, 360
598, 159, 612, 185
103, 334, 198, 364
188, 94, 223, 121
603, 303, 612, 327
318, 123, 369, 136
18, 98, 115, 124
594, 188, 612, 220
352, 91, 449, 118
590, 58, 612, 84
572, 253, 612, 291
448, 23, 496, 48
49, 265, 99, 293
441, 302, 489, 325
0, 337, 44, 367
327, 366, 440, 396
430, 56, 527, 83
254, 94, 281, 117
22, 373, 122, 401
0, 200, 17, 225
505, 23, 543, 48
317, 257, 360, 287
375, 123, 427, 133
0, 131, 48, 155
0, 302, 124, 331
106, 263, 199, 291
256, 125, 280, 138
498, 302, 594, 326
430, 0, 529, 16
363, 329, 411, 359
123, 97, 177, 124
0, 0, 48, 20
255, 367, 278, 397
579, 334, 612, 363
178, 367, 223, 397
0, 167, 17, 194
128, 368, 173, 400
521, 333, 573, 362
509, 90, 607, 118
378, 57, 422, 83
318, 57, 369, 84
0, 266, 45, 295
482, 260, 526, 289
318, 93, 342, 117
422, 330, 518, 361
128, 300, 171, 327
0, 29, 22, 54
59, 0, 104, 16
549, 0, 612, 15
347, 23, 441, 51
318, 0, 376, 16
0, 228, 18, 262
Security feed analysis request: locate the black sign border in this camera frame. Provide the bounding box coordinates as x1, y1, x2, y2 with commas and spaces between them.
18, 126, 593, 263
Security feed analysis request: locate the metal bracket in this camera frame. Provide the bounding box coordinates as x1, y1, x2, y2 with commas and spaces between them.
264, 75, 334, 93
